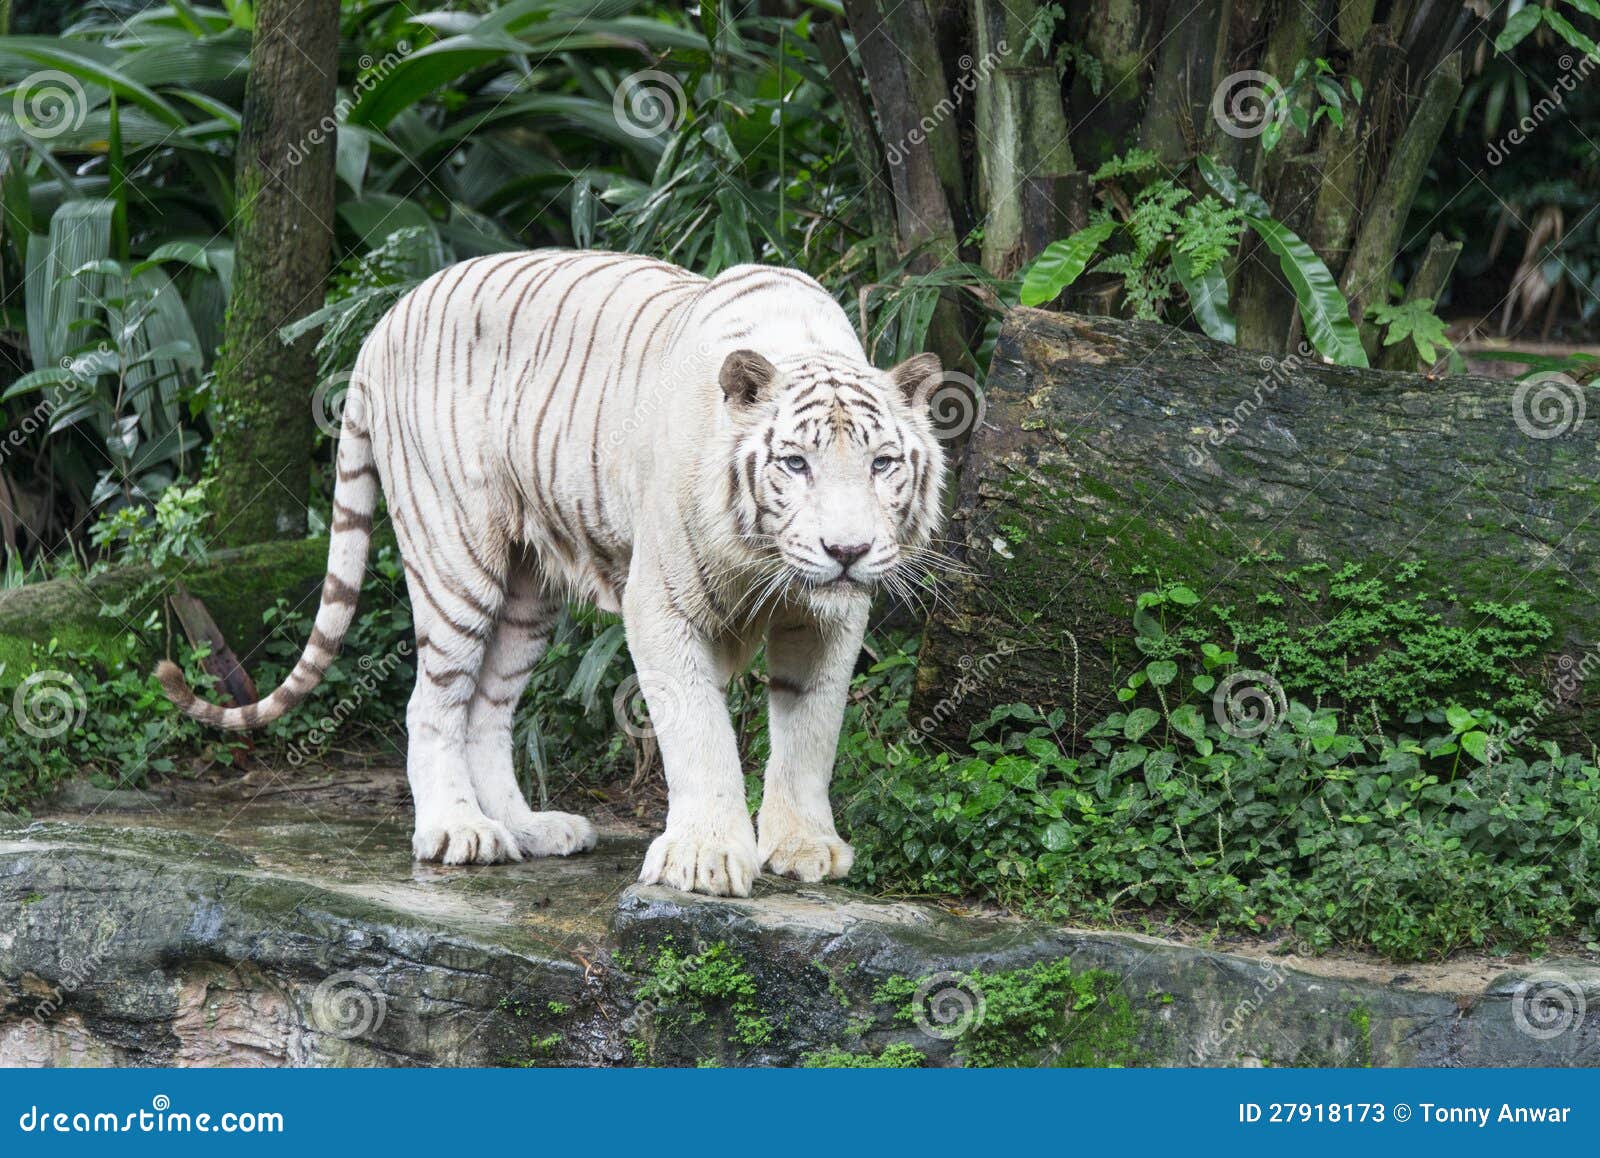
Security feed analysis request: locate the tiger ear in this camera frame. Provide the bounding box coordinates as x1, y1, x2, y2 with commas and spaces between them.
887, 352, 942, 409
719, 349, 778, 408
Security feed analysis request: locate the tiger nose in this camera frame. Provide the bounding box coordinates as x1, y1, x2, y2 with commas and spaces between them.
822, 540, 871, 569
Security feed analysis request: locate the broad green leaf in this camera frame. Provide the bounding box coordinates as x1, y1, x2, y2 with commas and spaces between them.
1170, 704, 1207, 745
1042, 821, 1075, 852
336, 124, 372, 197
1, 366, 77, 400
1124, 707, 1160, 742
1143, 749, 1177, 787
0, 39, 185, 128
1196, 155, 1270, 217
1109, 746, 1148, 777
135, 241, 211, 273
1543, 9, 1600, 61
1460, 730, 1492, 765
1246, 215, 1368, 367
1145, 660, 1178, 687
1173, 249, 1236, 344
1019, 220, 1117, 307
1494, 5, 1543, 53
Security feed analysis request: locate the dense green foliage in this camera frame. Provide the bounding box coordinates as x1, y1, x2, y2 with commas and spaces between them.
0, 0, 937, 556
835, 603, 1600, 960
1133, 561, 1556, 721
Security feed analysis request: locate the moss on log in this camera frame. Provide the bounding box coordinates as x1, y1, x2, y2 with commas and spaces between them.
913, 308, 1600, 747
0, 538, 336, 680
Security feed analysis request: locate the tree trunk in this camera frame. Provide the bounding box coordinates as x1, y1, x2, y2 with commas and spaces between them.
913, 307, 1600, 747
1307, 25, 1403, 278
1066, 0, 1155, 169
814, 20, 897, 279
1340, 53, 1463, 354
1138, 0, 1225, 168
208, 0, 339, 546
839, 0, 971, 367
973, 0, 1075, 276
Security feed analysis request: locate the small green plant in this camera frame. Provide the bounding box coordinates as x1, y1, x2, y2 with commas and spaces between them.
1021, 150, 1246, 328
1260, 58, 1362, 154
876, 959, 1140, 1067
1020, 152, 1366, 365
0, 635, 241, 815
629, 939, 774, 1066
89, 479, 213, 570
1366, 297, 1452, 365
800, 1042, 926, 1068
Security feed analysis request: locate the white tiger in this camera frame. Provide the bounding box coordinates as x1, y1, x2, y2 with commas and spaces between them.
159, 250, 947, 897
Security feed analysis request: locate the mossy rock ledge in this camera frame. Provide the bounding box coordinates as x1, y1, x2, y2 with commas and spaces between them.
2, 783, 1596, 1067
915, 308, 1600, 746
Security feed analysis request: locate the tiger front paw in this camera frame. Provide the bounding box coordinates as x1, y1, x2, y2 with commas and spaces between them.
758, 818, 853, 883
640, 817, 759, 897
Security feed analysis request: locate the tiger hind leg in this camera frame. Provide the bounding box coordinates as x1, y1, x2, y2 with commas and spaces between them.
465, 549, 597, 857
400, 519, 524, 865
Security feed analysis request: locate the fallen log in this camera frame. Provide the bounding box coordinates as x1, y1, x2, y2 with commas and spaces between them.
912, 308, 1600, 747
0, 538, 341, 681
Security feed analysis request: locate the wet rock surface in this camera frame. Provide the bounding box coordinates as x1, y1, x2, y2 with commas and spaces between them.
2, 774, 1597, 1067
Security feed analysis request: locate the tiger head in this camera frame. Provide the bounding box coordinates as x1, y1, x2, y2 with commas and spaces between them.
719, 348, 950, 605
